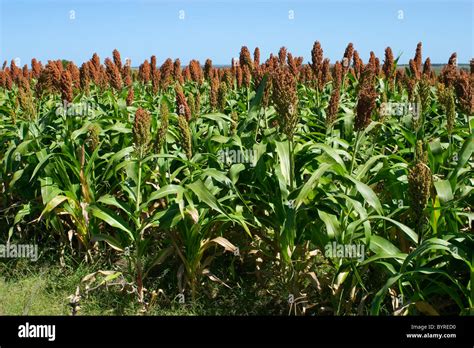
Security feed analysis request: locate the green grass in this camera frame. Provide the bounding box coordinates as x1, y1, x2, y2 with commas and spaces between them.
0, 256, 301, 315
0, 259, 200, 315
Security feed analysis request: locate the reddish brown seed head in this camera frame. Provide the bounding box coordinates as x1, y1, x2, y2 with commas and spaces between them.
175, 84, 192, 121
342, 43, 354, 72
60, 70, 73, 103
112, 49, 123, 73
355, 65, 378, 131
133, 108, 152, 156
311, 41, 324, 75
423, 57, 432, 77
139, 60, 151, 84
105, 58, 122, 90
382, 47, 394, 81
204, 59, 213, 80
254, 47, 260, 67
333, 61, 343, 90
126, 86, 134, 106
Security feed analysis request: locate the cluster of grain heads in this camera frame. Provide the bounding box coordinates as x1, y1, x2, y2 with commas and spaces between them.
154, 100, 169, 152
79, 63, 90, 95
440, 53, 458, 87
183, 65, 191, 82
17, 77, 36, 121
175, 84, 192, 121
151, 55, 157, 75
417, 77, 431, 119
342, 43, 354, 74
210, 75, 219, 111
254, 47, 260, 66
138, 59, 151, 84
22, 64, 29, 80
189, 60, 203, 84
133, 108, 152, 158
311, 41, 324, 76
332, 61, 343, 90
60, 70, 73, 103
222, 68, 233, 89
112, 49, 123, 74
0, 68, 13, 89
204, 59, 213, 81
352, 50, 363, 79
31, 58, 43, 79
278, 46, 288, 66
311, 41, 326, 89
320, 58, 331, 90
123, 65, 133, 87
89, 53, 103, 85
242, 65, 251, 88
409, 42, 423, 80
194, 90, 201, 116
151, 69, 160, 94
173, 59, 184, 84
126, 86, 134, 106
178, 113, 193, 160
160, 58, 173, 90
368, 51, 377, 73
382, 47, 394, 84
408, 140, 432, 236
36, 60, 62, 96
9, 59, 22, 82
355, 65, 378, 131
414, 42, 423, 73
105, 58, 122, 91
239, 46, 253, 71
272, 67, 299, 139
405, 74, 417, 101
326, 87, 340, 128
67, 62, 80, 88
85, 124, 100, 153
217, 80, 227, 112
438, 84, 456, 136
287, 53, 297, 77
236, 66, 243, 88
423, 57, 432, 77
455, 70, 472, 114
326, 62, 343, 127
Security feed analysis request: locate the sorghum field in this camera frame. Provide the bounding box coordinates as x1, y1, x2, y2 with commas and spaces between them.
0, 42, 473, 316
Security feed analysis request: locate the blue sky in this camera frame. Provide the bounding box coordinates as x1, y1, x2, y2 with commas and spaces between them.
0, 0, 472, 67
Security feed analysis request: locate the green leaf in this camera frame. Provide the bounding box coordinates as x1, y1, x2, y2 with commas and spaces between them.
370, 216, 418, 245
318, 211, 341, 240
368, 235, 401, 256
38, 195, 70, 220
295, 163, 332, 209
89, 205, 134, 242
313, 143, 347, 170
347, 177, 383, 215
144, 185, 185, 207
187, 180, 226, 216
449, 133, 473, 188
275, 140, 291, 186
433, 180, 454, 203
92, 234, 124, 251
229, 163, 245, 184
97, 195, 133, 218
